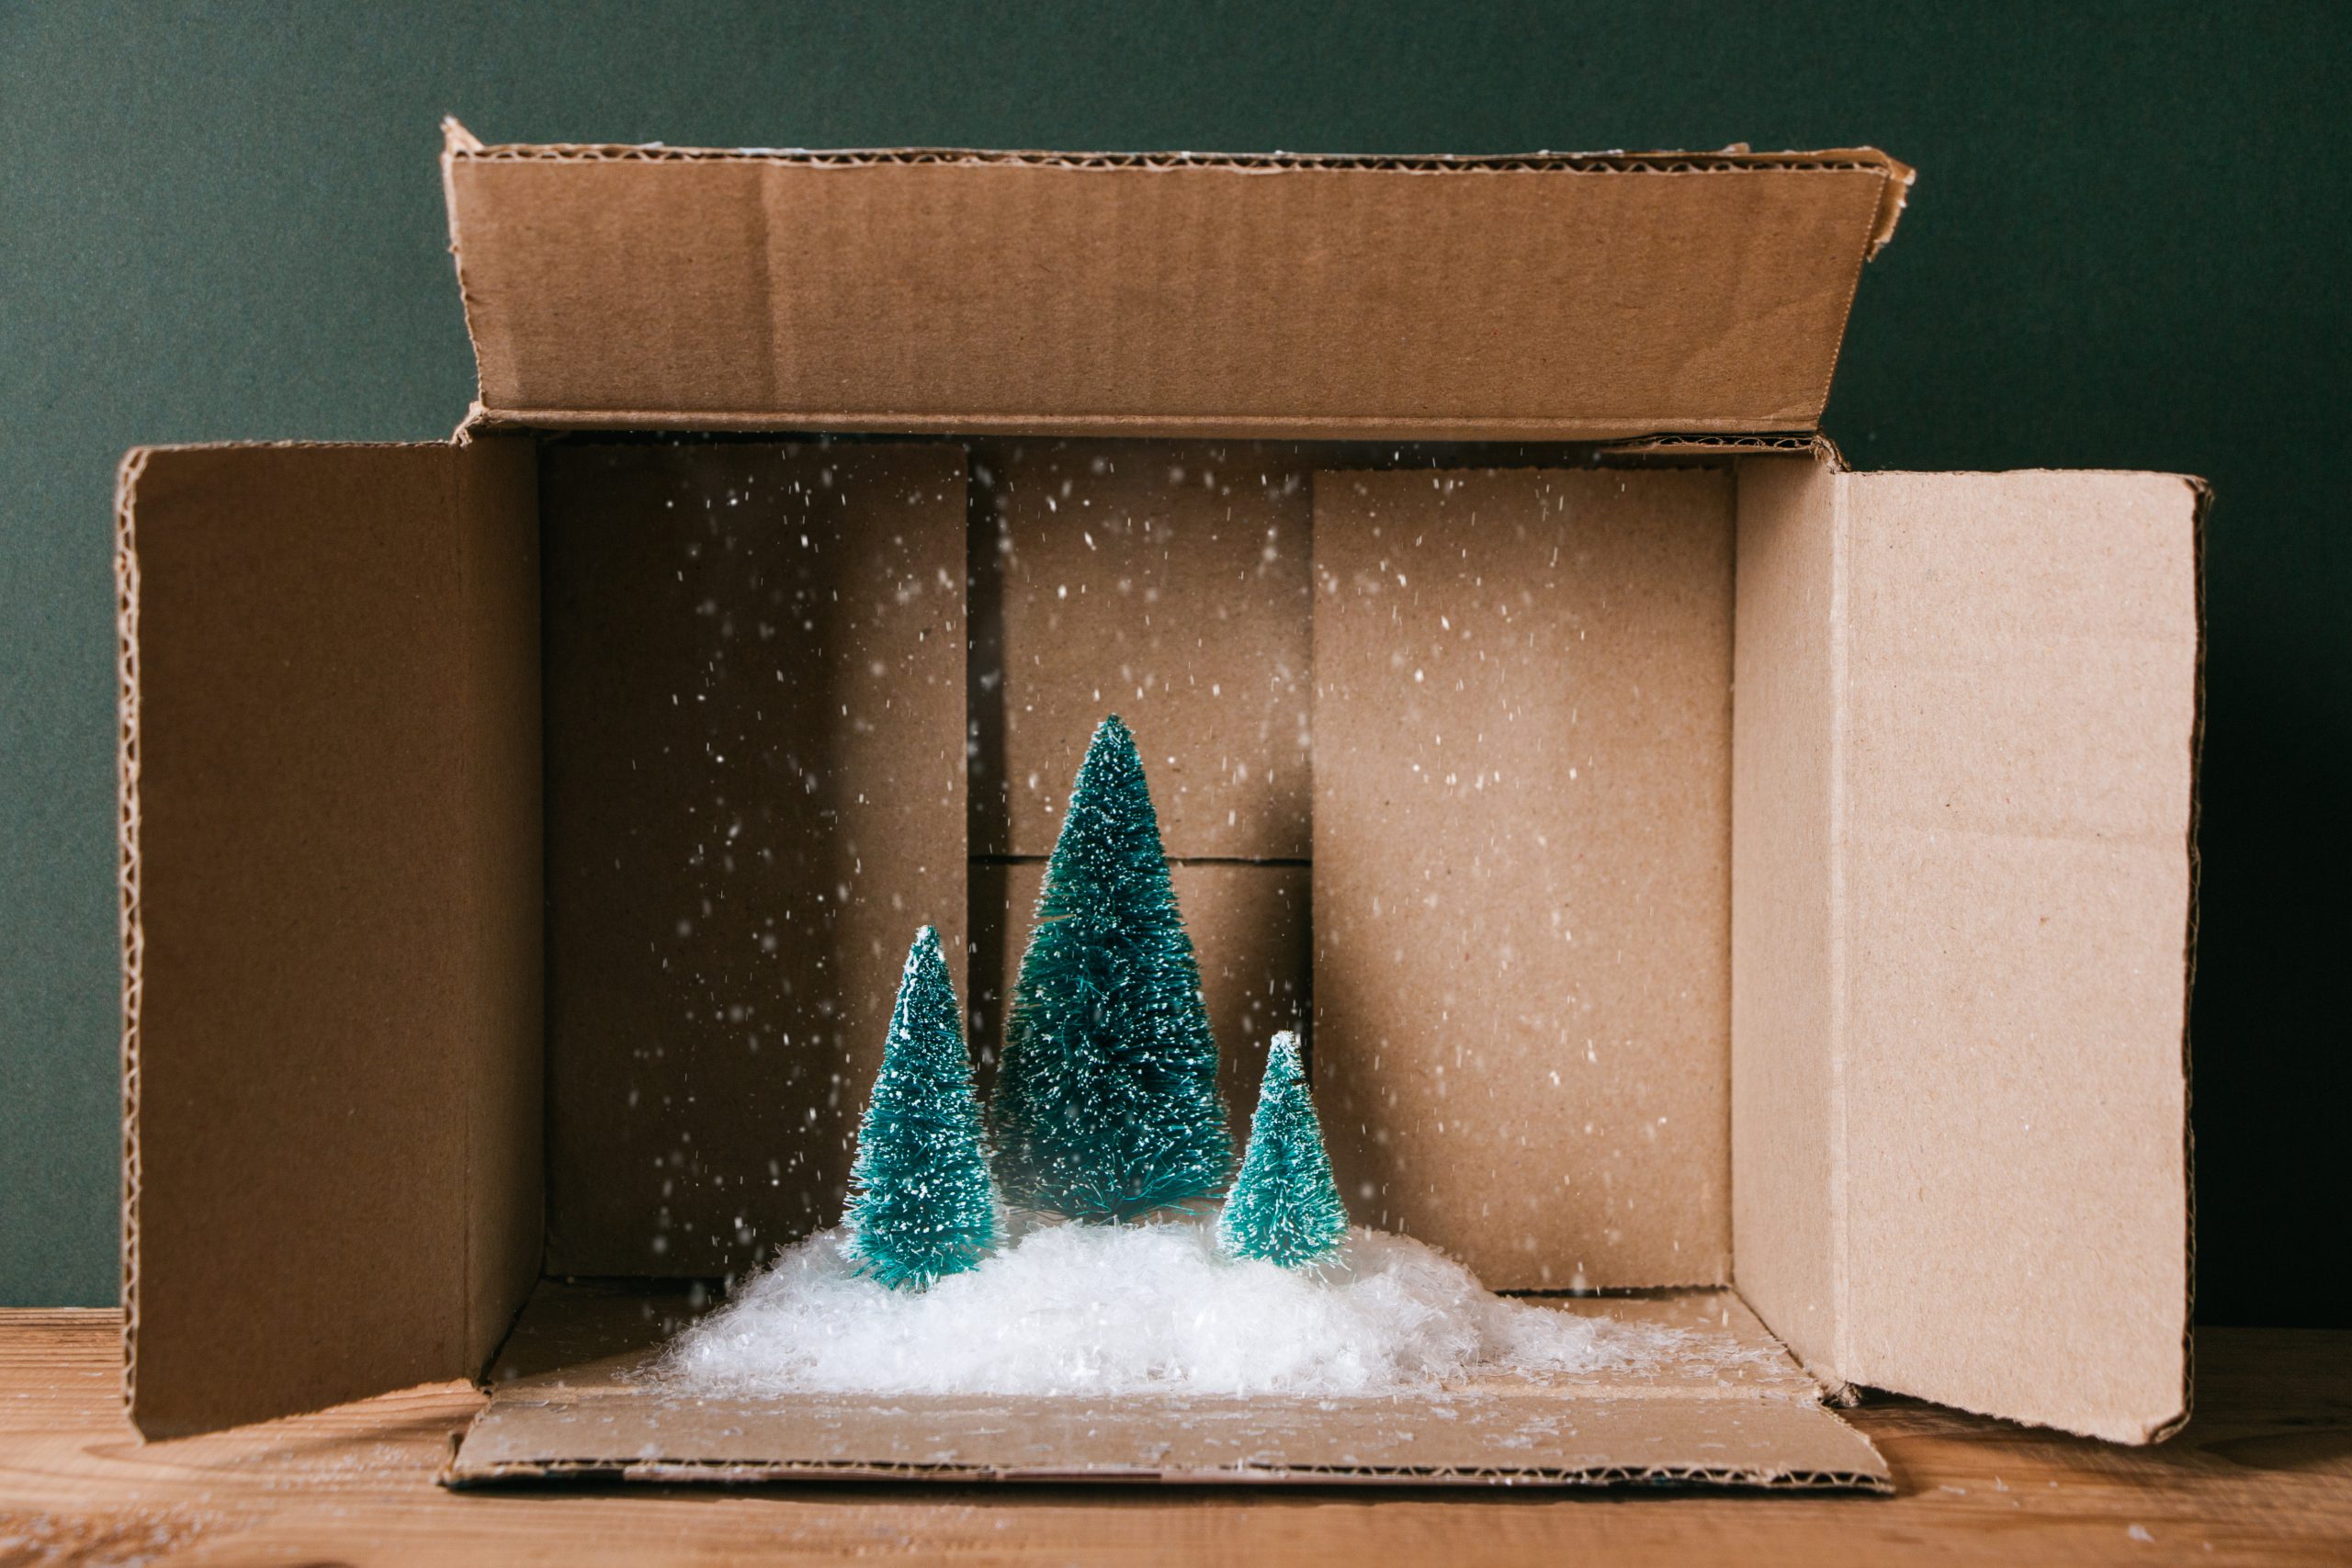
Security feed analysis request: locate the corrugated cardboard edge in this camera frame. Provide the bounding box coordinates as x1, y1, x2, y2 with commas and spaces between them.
1867, 158, 1916, 256
440, 121, 492, 447
1600, 433, 1848, 468
456, 412, 1851, 443
2157, 474, 2212, 1445
447, 1454, 1892, 1492
439, 118, 1910, 183
114, 447, 147, 1406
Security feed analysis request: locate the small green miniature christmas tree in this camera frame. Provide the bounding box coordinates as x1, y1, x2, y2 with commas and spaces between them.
991, 715, 1232, 1220
1217, 1032, 1348, 1268
843, 926, 1001, 1289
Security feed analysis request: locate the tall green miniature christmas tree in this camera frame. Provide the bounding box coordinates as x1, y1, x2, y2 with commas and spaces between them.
843, 926, 1001, 1289
1217, 1032, 1348, 1269
991, 715, 1232, 1220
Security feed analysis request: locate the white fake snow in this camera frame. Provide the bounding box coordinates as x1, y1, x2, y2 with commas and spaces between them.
661, 1214, 1693, 1398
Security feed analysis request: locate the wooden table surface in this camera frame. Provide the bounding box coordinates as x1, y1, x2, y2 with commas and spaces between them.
1, 1312, 2346, 1566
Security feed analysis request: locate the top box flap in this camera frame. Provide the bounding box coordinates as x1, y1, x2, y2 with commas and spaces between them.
440, 120, 1910, 441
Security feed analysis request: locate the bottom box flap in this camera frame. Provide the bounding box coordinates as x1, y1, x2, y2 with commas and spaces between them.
446, 1282, 1887, 1491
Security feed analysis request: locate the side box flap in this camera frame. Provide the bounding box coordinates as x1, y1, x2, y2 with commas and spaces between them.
117, 440, 542, 1436
1733, 462, 2200, 1443
443, 124, 1908, 442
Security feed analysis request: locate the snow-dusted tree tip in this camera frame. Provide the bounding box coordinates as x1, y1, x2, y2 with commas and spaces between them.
1218, 1031, 1348, 1268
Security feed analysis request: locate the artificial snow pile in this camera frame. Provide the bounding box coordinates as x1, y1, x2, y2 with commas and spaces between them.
660, 1213, 1690, 1400
659, 715, 1708, 1404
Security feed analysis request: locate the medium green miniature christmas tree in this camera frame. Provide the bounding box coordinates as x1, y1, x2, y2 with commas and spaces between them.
991, 715, 1232, 1220
1217, 1032, 1348, 1268
843, 926, 1001, 1289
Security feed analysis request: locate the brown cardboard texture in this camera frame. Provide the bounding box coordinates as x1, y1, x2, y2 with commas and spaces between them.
114, 130, 2198, 1488
443, 125, 1908, 442
538, 441, 967, 1279
1313, 468, 1735, 1292
969, 440, 1315, 861
117, 440, 541, 1436
1730, 465, 2199, 1444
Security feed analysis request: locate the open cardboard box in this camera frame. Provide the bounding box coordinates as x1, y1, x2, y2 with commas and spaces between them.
109, 124, 2200, 1491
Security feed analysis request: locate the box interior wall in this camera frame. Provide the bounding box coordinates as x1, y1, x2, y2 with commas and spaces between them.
537, 435, 1736, 1293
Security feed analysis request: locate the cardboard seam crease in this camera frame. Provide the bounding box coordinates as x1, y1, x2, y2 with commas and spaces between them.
450, 452, 483, 1371
442, 452, 470, 1369
1827, 461, 1856, 1387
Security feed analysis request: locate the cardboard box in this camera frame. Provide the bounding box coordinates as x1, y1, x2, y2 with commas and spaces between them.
109, 123, 2199, 1489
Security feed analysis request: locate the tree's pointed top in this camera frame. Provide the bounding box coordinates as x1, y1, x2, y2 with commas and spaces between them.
897, 924, 947, 991
1262, 1031, 1305, 1090
1083, 713, 1139, 770
1058, 713, 1160, 850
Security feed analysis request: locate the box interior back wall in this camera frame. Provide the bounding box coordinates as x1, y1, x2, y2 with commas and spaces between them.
111, 127, 2201, 1486
536, 437, 1743, 1294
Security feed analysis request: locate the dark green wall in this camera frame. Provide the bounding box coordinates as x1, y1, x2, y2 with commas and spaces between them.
5, 3, 2344, 1322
